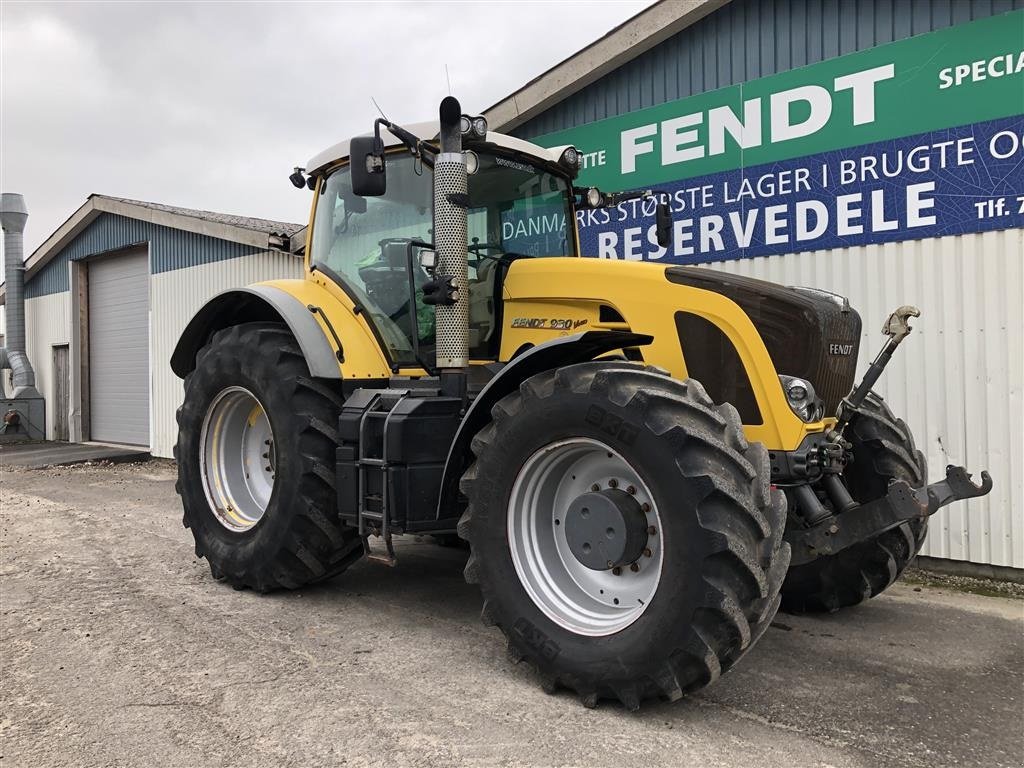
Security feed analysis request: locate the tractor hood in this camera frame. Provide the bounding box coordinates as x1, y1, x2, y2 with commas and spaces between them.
665, 266, 862, 416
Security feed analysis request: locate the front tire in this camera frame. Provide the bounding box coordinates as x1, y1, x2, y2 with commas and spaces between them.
781, 392, 928, 613
174, 322, 362, 591
458, 362, 789, 709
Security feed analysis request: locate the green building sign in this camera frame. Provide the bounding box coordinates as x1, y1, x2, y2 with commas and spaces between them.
531, 11, 1024, 262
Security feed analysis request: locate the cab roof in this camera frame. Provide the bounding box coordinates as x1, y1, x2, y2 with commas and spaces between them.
306, 120, 574, 175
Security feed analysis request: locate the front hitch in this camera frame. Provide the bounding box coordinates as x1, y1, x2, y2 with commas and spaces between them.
785, 303, 995, 566
786, 465, 993, 566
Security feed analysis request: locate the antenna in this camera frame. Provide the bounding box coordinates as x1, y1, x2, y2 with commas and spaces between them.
371, 96, 387, 121
445, 64, 452, 96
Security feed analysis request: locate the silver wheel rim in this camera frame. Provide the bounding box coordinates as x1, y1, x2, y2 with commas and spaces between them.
507, 438, 663, 637
200, 386, 275, 532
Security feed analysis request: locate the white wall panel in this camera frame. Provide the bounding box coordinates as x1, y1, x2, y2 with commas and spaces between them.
24, 292, 70, 440
149, 252, 302, 459
702, 229, 1023, 568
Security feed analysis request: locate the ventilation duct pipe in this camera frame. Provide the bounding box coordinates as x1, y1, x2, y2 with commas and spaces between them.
1, 192, 42, 398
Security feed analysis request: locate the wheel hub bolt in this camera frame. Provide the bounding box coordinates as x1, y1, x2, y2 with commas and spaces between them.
643, 548, 652, 558
612, 566, 622, 576
608, 478, 618, 488
648, 526, 657, 535
629, 563, 640, 572
265, 466, 272, 473
591, 484, 601, 492
641, 502, 651, 513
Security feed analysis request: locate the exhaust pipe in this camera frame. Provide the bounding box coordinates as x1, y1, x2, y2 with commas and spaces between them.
431, 96, 470, 399
1, 192, 42, 398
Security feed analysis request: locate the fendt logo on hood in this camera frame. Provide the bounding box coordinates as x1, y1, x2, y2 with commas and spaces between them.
829, 343, 855, 356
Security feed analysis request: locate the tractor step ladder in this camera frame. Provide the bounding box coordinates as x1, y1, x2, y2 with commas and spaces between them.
356, 391, 408, 567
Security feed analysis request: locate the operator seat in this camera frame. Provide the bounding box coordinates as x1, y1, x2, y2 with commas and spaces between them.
467, 256, 498, 351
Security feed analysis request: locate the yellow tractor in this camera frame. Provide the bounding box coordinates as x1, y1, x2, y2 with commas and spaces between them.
171, 97, 991, 709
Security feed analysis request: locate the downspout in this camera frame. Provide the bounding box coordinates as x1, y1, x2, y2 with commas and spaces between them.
0, 192, 42, 398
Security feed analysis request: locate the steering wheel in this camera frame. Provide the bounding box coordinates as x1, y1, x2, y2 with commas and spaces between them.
468, 240, 504, 255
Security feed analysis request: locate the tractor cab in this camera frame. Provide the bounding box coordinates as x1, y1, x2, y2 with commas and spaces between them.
304, 120, 583, 367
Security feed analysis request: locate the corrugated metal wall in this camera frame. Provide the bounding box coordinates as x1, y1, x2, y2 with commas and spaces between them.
514, 0, 1023, 140
700, 230, 1023, 568
27, 213, 265, 298
149, 251, 302, 458
24, 292, 70, 439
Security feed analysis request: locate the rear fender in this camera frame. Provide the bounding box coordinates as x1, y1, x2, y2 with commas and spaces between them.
170, 281, 390, 381
435, 331, 653, 522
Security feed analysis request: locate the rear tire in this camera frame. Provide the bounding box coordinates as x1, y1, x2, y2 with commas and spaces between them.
458, 362, 789, 709
781, 392, 927, 613
174, 322, 362, 591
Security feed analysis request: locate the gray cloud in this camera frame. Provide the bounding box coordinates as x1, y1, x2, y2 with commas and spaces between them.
2, 0, 652, 252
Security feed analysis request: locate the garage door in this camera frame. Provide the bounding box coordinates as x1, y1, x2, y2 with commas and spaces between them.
89, 247, 150, 445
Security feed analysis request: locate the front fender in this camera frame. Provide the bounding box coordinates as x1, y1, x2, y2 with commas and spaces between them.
435, 330, 653, 522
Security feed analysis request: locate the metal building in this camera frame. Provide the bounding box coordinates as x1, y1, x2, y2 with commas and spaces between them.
3, 195, 302, 458
487, 0, 1024, 570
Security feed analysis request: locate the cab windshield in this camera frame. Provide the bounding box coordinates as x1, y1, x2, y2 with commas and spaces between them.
310, 150, 575, 364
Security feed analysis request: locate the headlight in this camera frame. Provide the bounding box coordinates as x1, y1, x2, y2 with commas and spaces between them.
779, 375, 824, 422
461, 115, 488, 139
585, 187, 604, 208
463, 150, 479, 175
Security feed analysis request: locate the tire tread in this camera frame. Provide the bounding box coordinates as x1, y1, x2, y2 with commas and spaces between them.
458, 361, 789, 709
175, 322, 362, 591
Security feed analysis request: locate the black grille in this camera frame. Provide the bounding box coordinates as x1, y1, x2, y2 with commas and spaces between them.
675, 311, 762, 424
666, 267, 862, 415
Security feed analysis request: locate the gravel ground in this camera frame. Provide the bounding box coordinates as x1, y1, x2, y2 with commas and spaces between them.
1, 461, 1022, 768
901, 566, 1024, 599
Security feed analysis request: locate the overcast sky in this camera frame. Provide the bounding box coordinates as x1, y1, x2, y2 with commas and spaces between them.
1, 0, 653, 254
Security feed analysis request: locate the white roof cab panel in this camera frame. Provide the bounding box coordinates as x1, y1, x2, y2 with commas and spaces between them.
306, 120, 571, 175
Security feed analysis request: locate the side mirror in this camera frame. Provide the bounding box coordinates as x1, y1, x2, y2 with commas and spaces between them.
655, 199, 672, 249
350, 135, 386, 197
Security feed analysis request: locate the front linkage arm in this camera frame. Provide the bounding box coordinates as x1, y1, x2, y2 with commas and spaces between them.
834, 305, 920, 436
787, 465, 993, 566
